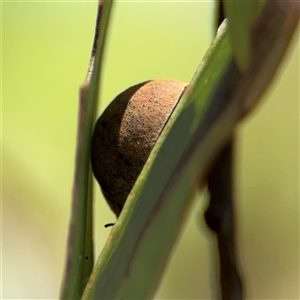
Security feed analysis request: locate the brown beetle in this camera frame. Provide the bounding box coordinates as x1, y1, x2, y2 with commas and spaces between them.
91, 79, 187, 217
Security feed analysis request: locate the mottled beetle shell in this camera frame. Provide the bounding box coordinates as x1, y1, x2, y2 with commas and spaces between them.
91, 79, 187, 217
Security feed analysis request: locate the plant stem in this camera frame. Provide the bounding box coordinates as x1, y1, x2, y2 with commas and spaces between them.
205, 2, 243, 299
206, 137, 243, 300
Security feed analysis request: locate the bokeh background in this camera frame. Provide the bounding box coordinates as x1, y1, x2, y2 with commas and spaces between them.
2, 1, 299, 299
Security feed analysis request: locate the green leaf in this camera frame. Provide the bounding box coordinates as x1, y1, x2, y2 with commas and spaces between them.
82, 1, 298, 298
59, 1, 113, 299
223, 0, 266, 71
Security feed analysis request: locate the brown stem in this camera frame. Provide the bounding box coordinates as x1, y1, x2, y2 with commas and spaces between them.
205, 137, 243, 300
204, 2, 243, 299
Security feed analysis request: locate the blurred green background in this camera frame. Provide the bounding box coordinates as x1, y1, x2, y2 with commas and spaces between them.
2, 1, 299, 299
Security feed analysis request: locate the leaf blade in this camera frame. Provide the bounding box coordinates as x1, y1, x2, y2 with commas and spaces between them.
59, 1, 114, 299
223, 0, 266, 71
